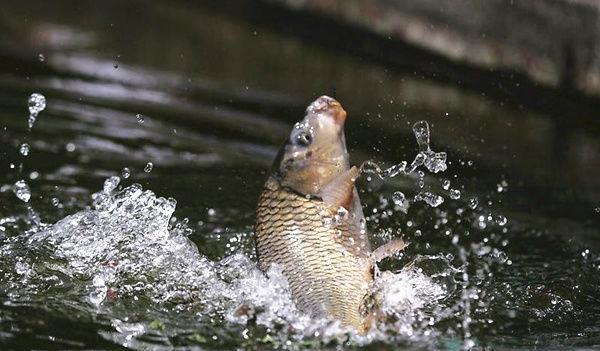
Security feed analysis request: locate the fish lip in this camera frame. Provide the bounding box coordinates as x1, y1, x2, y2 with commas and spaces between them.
306, 95, 347, 126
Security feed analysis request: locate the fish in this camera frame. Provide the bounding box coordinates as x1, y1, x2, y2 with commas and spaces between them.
254, 95, 406, 333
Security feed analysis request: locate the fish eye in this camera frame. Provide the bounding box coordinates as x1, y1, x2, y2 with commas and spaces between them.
294, 131, 313, 147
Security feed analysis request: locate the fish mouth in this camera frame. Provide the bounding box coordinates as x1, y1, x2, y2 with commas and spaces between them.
306, 95, 347, 126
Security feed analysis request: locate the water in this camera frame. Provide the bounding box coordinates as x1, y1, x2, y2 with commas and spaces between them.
0, 1, 599, 350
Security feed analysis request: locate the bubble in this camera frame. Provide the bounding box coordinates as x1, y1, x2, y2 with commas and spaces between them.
121, 168, 131, 179
449, 189, 461, 200
19, 143, 30, 156
144, 162, 154, 173
136, 114, 145, 123
469, 198, 479, 209
13, 180, 31, 203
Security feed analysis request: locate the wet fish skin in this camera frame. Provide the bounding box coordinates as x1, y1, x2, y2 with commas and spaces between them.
256, 177, 373, 332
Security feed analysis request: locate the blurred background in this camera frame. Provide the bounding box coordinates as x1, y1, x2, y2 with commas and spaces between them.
0, 0, 599, 349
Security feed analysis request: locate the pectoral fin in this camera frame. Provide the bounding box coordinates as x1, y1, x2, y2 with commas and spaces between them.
371, 240, 408, 263
321, 166, 360, 210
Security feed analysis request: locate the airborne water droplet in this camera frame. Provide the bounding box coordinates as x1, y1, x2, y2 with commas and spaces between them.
495, 215, 507, 226
469, 197, 479, 209
412, 120, 430, 152
19, 143, 30, 156
136, 114, 144, 123
121, 167, 131, 179
441, 179, 451, 190
392, 191, 407, 206
27, 93, 46, 129
28, 93, 46, 115
449, 189, 461, 200
37, 53, 45, 62
414, 191, 444, 207
13, 180, 31, 203
144, 162, 154, 173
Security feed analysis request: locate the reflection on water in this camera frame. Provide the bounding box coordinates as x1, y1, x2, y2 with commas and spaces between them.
0, 0, 599, 349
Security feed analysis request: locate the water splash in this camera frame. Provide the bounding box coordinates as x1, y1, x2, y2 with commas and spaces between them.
361, 121, 447, 179
0, 176, 454, 348
27, 93, 46, 129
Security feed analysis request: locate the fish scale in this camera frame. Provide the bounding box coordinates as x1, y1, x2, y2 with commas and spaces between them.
255, 180, 373, 331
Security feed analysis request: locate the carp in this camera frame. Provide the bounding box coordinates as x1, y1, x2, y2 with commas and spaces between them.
255, 95, 405, 333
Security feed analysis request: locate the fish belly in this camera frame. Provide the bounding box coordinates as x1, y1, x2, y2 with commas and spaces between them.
255, 184, 372, 331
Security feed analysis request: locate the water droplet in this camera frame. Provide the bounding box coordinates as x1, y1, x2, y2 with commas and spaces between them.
392, 191, 406, 206
121, 167, 131, 179
423, 151, 447, 173
360, 160, 382, 176
19, 143, 30, 156
29, 171, 39, 180
412, 120, 430, 152
28, 93, 46, 115
136, 114, 144, 123
594, 207, 599, 214
37, 53, 45, 62
414, 191, 444, 207
497, 179, 508, 193
441, 179, 451, 190
144, 162, 154, 173
495, 215, 507, 226
207, 208, 216, 216
335, 207, 348, 224
380, 161, 407, 178
469, 198, 479, 209
113, 63, 119, 69
449, 189, 461, 200
65, 143, 76, 152
51, 197, 61, 207
414, 229, 422, 236
13, 180, 31, 203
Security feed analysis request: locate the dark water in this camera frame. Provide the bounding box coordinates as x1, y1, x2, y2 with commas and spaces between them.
0, 1, 599, 349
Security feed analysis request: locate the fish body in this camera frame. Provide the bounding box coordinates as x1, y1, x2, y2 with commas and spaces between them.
255, 96, 404, 332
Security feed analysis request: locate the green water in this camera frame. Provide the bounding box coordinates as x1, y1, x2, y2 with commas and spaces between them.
0, 1, 599, 349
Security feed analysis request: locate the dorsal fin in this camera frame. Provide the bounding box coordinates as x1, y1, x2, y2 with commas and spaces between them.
320, 166, 360, 210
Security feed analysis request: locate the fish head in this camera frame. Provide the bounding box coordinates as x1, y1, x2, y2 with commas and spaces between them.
273, 95, 350, 196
